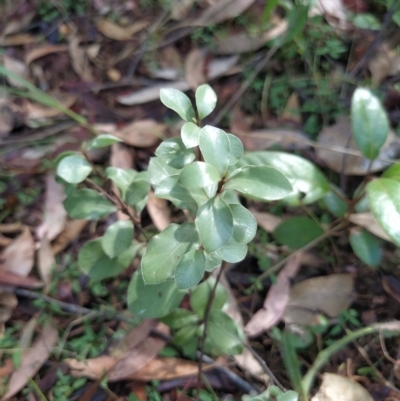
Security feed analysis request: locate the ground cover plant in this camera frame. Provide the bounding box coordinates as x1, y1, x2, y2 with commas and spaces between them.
2, 0, 400, 401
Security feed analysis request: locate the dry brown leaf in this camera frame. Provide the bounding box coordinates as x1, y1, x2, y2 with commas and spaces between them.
0, 90, 14, 137
3, 326, 58, 400
51, 219, 88, 255
311, 373, 373, 401
0, 289, 18, 324
66, 355, 117, 380
382, 276, 400, 304
37, 235, 55, 286
171, 0, 196, 20
25, 44, 68, 65
2, 10, 35, 36
348, 212, 392, 242
1, 227, 34, 276
245, 253, 303, 337
68, 36, 94, 82
281, 92, 301, 124
0, 270, 43, 289
2, 56, 30, 87
283, 274, 354, 326
96, 18, 148, 41
249, 208, 282, 233
185, 48, 207, 90
147, 191, 171, 231
0, 34, 36, 46
369, 42, 400, 86
0, 359, 13, 379
116, 120, 165, 147
310, 0, 348, 30
317, 116, 400, 175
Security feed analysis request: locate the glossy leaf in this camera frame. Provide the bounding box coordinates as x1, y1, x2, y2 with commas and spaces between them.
351, 87, 389, 160
227, 134, 243, 165
174, 249, 206, 289
179, 161, 220, 189
148, 157, 180, 187
224, 166, 293, 201
125, 180, 150, 207
155, 138, 196, 169
79, 239, 139, 281
366, 178, 400, 246
88, 134, 122, 150
141, 223, 200, 284
230, 203, 257, 243
236, 151, 330, 204
273, 216, 324, 249
64, 189, 117, 220
161, 308, 199, 330
101, 220, 134, 258
195, 84, 217, 120
195, 196, 233, 253
199, 125, 230, 175
204, 252, 222, 272
321, 188, 348, 218
106, 167, 137, 198
160, 88, 195, 122
56, 154, 92, 184
128, 270, 185, 318
277, 391, 299, 401
190, 277, 228, 318
382, 163, 400, 183
181, 122, 201, 148
215, 237, 248, 263
349, 229, 381, 267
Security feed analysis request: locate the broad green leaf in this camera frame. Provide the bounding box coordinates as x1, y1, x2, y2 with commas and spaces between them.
160, 88, 195, 122
224, 166, 292, 201
230, 203, 257, 243
227, 134, 243, 165
221, 190, 240, 204
195, 84, 217, 120
141, 223, 200, 284
366, 178, 400, 246
208, 310, 244, 355
190, 277, 228, 318
106, 167, 137, 198
351, 87, 389, 160
101, 220, 134, 258
179, 161, 220, 189
349, 229, 381, 267
173, 325, 199, 346
382, 163, 400, 183
199, 125, 230, 175
148, 157, 180, 187
236, 152, 330, 204
125, 180, 150, 207
161, 308, 199, 329
56, 154, 92, 184
88, 134, 122, 150
128, 270, 185, 318
195, 196, 233, 253
204, 252, 222, 272
215, 238, 248, 263
155, 138, 196, 169
181, 122, 201, 148
284, 4, 308, 44
79, 239, 139, 281
64, 189, 117, 220
273, 216, 324, 249
321, 188, 348, 218
175, 249, 206, 289
277, 391, 299, 401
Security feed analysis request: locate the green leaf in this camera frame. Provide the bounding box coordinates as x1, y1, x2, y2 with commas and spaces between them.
351, 87, 389, 160
160, 88, 195, 122
349, 229, 381, 267
284, 4, 308, 45
161, 308, 199, 329
227, 134, 243, 165
125, 180, 150, 207
236, 151, 330, 204
195, 84, 217, 120
190, 277, 227, 318
321, 188, 348, 218
173, 325, 199, 346
208, 310, 244, 355
175, 249, 206, 289
64, 189, 117, 220
214, 238, 248, 263
181, 122, 201, 148
204, 252, 222, 272
366, 178, 400, 246
224, 166, 292, 201
79, 239, 139, 281
353, 13, 381, 30
382, 163, 400, 183
155, 138, 196, 169
277, 391, 299, 401
179, 162, 220, 189
56, 154, 92, 184
195, 196, 233, 253
230, 203, 257, 244
128, 270, 185, 318
141, 223, 200, 284
101, 220, 134, 258
106, 167, 137, 198
273, 216, 324, 249
88, 134, 122, 150
148, 157, 180, 187
199, 125, 230, 175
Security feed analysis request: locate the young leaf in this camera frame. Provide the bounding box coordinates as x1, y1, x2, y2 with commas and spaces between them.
351, 87, 389, 160
214, 238, 248, 263
88, 134, 122, 150
56, 154, 92, 184
224, 166, 293, 201
195, 84, 217, 120
160, 88, 196, 122
382, 163, 400, 183
101, 220, 134, 258
366, 178, 400, 246
181, 122, 201, 148
174, 249, 206, 289
141, 223, 200, 284
161, 309, 199, 329
204, 252, 222, 272
179, 161, 220, 189
64, 189, 117, 220
349, 229, 381, 267
227, 134, 243, 165
128, 270, 185, 318
321, 188, 348, 218
155, 138, 196, 169
230, 203, 257, 244
148, 157, 180, 187
125, 180, 150, 206
195, 196, 233, 253
106, 167, 137, 198
199, 125, 230, 175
